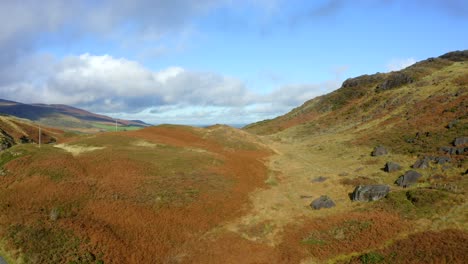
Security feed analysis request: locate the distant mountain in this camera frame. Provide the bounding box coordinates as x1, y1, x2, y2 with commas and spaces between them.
0, 99, 151, 132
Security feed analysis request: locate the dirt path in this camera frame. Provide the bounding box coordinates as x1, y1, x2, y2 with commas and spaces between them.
222, 133, 375, 245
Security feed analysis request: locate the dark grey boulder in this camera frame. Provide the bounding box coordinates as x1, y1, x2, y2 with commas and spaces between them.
396, 170, 422, 187
351, 185, 390, 202
0, 256, 8, 264
412, 157, 431, 169
384, 162, 401, 172
310, 196, 336, 210
371, 146, 388, 156
454, 137, 468, 146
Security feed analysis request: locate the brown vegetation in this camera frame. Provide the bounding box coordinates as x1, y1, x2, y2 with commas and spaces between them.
276, 211, 407, 262
0, 125, 271, 263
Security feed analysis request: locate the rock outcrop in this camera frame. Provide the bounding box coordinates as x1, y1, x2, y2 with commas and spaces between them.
0, 128, 14, 151
376, 72, 414, 92
351, 185, 390, 201
371, 146, 388, 156
396, 170, 422, 187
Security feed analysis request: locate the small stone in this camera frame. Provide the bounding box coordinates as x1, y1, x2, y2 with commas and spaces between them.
49, 207, 59, 221
311, 176, 328, 182
454, 137, 468, 146
371, 146, 388, 156
310, 196, 336, 210
435, 156, 451, 165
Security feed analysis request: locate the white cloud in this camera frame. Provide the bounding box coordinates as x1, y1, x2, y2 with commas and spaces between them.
0, 53, 343, 124
386, 58, 417, 72
0, 53, 254, 113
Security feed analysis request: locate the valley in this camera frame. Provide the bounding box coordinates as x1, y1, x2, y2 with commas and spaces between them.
0, 51, 467, 263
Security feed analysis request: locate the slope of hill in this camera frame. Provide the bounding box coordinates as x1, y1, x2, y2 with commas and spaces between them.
245, 50, 467, 154
0, 115, 64, 150
0, 99, 150, 132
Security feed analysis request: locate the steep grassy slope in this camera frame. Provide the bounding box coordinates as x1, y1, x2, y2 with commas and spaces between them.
0, 115, 64, 150
236, 51, 468, 263
245, 51, 467, 154
0, 99, 149, 132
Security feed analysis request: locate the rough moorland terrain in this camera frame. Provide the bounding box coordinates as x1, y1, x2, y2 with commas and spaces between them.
0, 51, 467, 263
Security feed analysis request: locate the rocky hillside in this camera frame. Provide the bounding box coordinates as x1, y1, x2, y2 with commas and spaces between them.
0, 99, 150, 132
245, 50, 467, 154
0, 115, 63, 151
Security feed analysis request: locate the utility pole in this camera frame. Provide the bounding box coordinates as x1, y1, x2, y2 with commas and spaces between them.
38, 125, 41, 148
115, 119, 117, 132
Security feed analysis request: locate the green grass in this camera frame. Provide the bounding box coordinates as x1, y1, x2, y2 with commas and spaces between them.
6, 224, 103, 264
359, 252, 385, 264
92, 123, 143, 132
373, 189, 463, 219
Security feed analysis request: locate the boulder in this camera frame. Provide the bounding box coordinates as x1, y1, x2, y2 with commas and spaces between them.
454, 137, 468, 146
384, 162, 401, 172
371, 146, 388, 156
412, 157, 430, 169
351, 185, 390, 202
310, 196, 336, 210
396, 170, 422, 187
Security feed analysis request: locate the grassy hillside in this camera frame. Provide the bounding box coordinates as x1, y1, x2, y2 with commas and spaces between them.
245, 51, 467, 152
0, 115, 64, 150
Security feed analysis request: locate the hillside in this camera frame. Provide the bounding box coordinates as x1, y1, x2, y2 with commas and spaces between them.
245, 50, 467, 155
0, 115, 64, 151
0, 99, 150, 133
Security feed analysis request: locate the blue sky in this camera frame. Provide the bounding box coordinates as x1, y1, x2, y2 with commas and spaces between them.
0, 0, 467, 125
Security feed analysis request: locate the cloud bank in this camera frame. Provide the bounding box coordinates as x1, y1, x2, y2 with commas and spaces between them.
0, 53, 340, 124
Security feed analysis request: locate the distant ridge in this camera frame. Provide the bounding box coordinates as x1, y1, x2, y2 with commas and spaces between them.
0, 99, 151, 132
